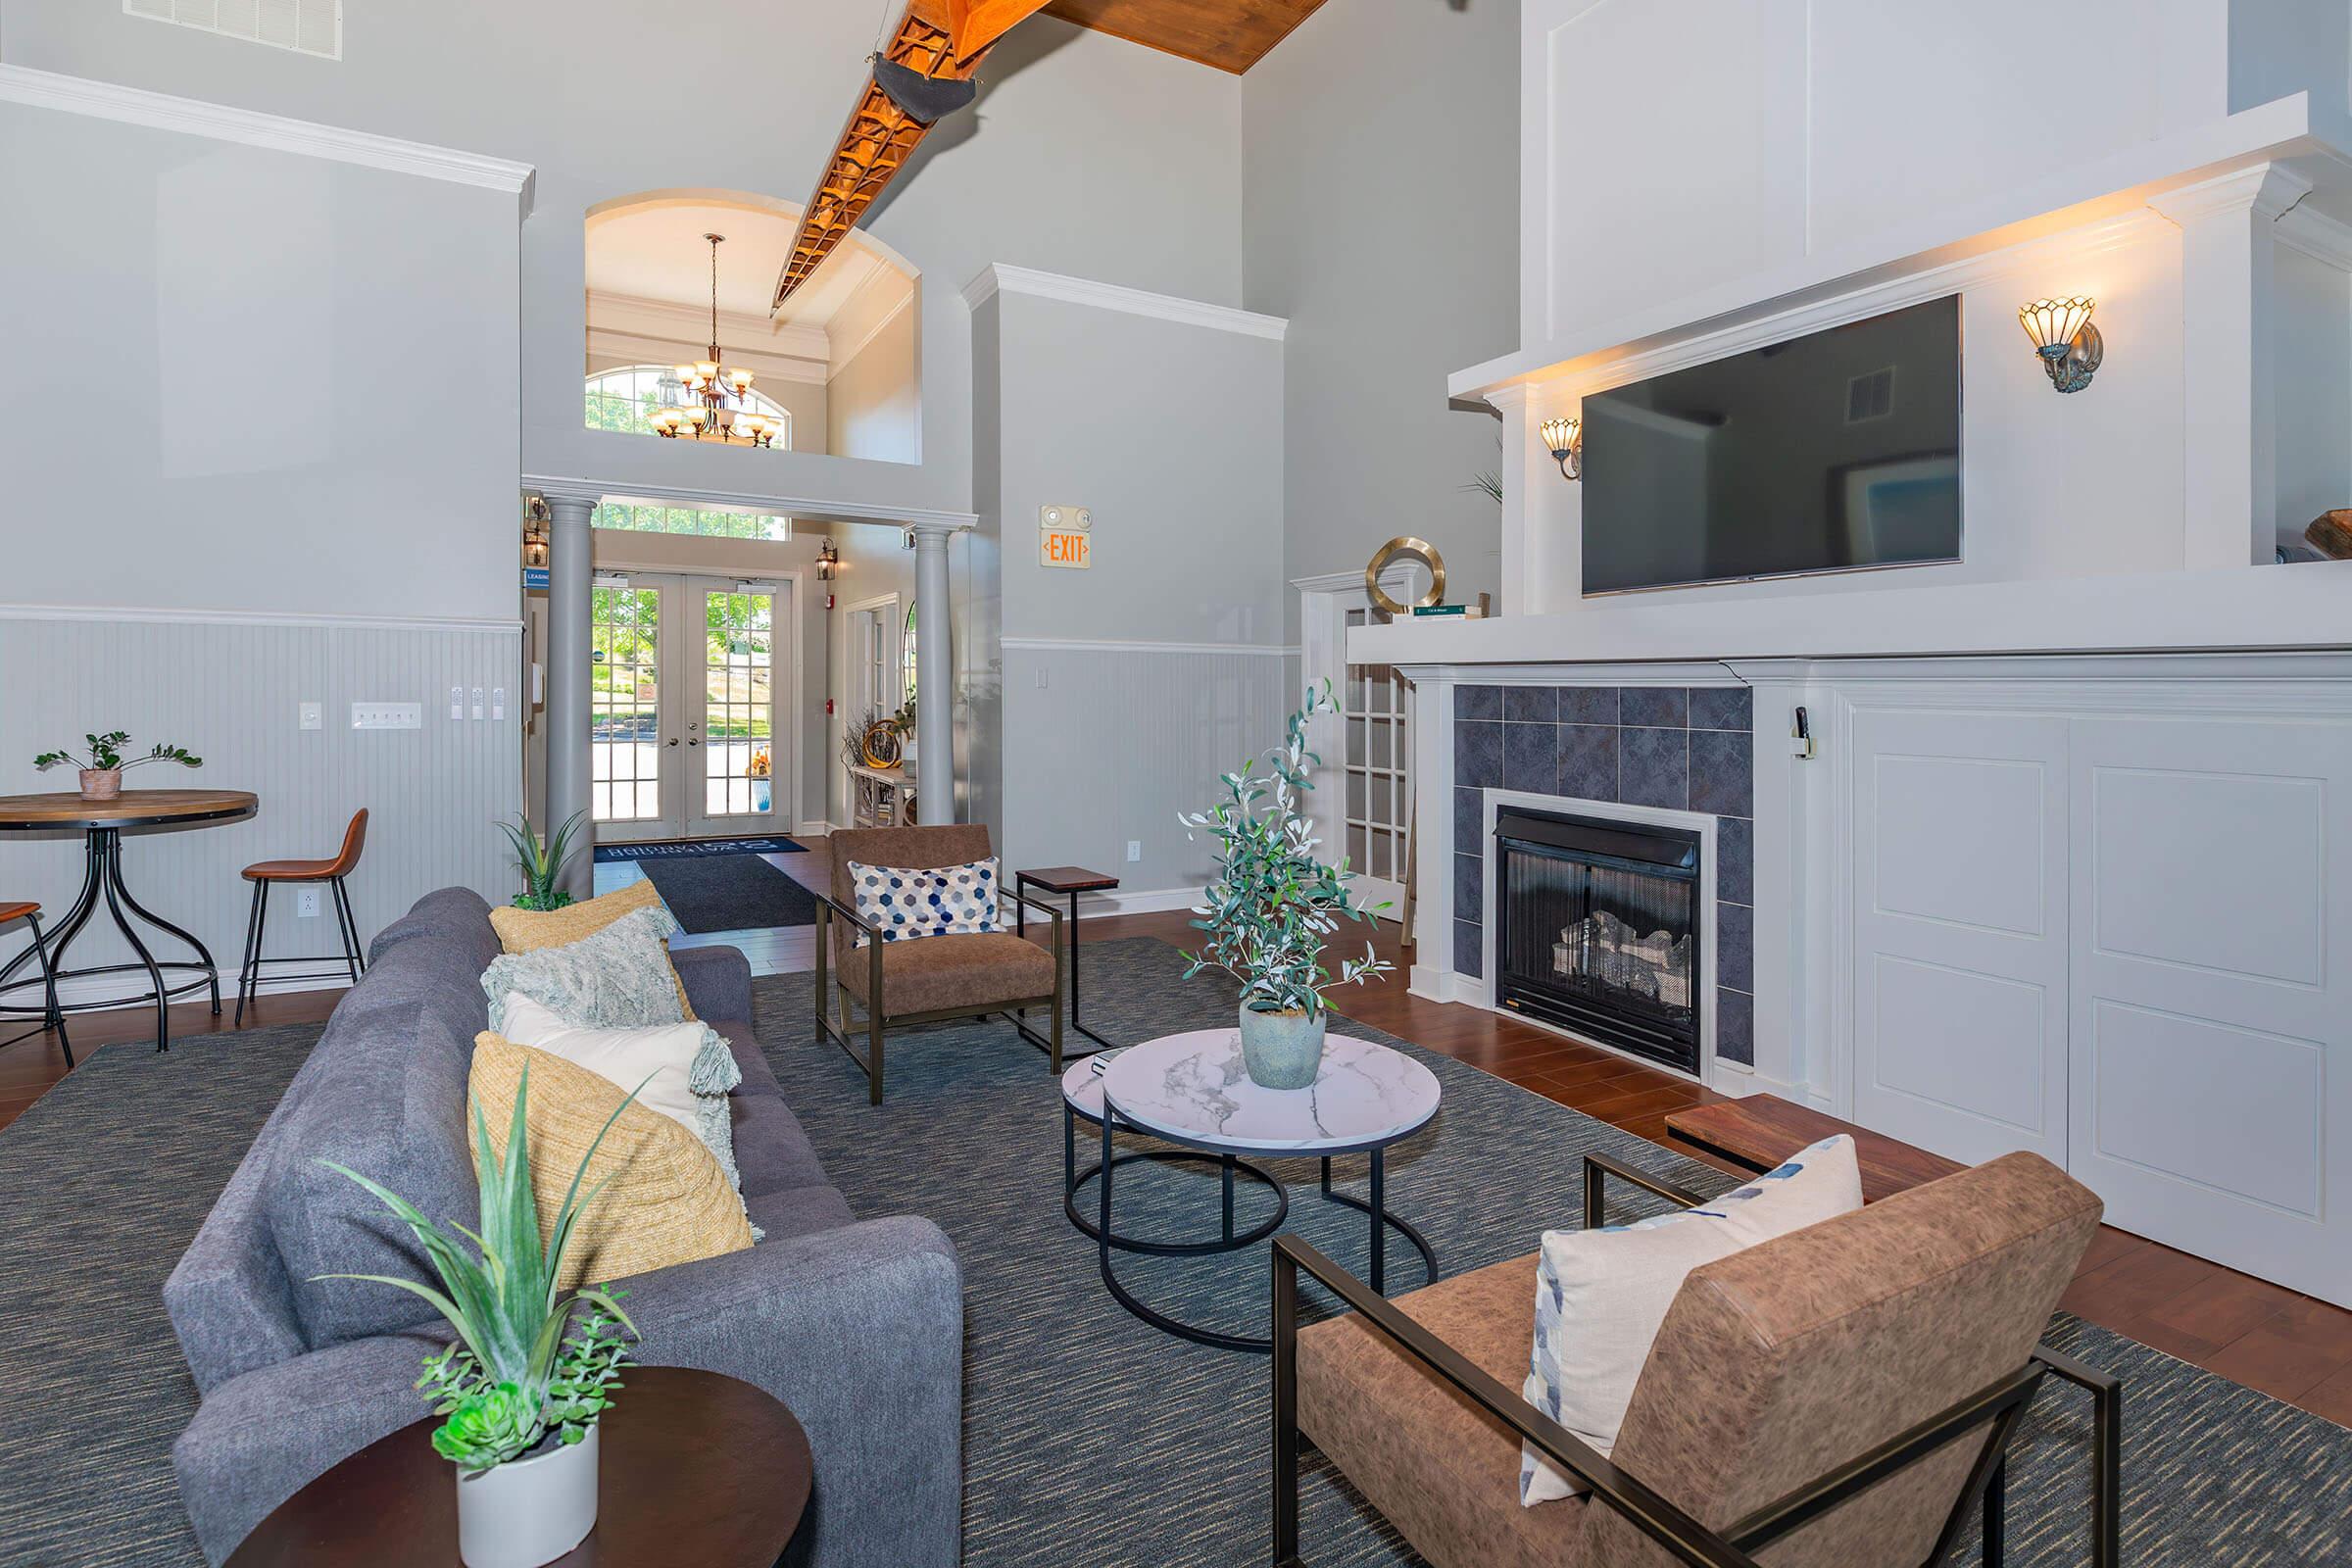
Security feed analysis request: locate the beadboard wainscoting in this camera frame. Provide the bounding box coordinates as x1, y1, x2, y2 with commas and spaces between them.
0, 612, 522, 1004
1000, 638, 1294, 906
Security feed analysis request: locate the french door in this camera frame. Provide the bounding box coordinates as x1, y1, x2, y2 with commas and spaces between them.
591, 572, 788, 843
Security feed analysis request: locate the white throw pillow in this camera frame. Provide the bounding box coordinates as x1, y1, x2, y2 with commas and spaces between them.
846, 857, 1001, 946
1519, 1134, 1864, 1504
493, 990, 745, 1195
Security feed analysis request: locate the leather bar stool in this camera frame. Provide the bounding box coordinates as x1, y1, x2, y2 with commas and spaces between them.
235, 808, 368, 1026
0, 902, 70, 1065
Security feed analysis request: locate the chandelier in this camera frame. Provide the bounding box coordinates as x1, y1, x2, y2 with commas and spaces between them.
648, 233, 782, 447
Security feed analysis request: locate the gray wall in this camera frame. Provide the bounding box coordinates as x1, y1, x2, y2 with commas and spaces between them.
1241, 0, 1521, 640
979, 288, 1287, 896
825, 304, 920, 464
1, 3, 1247, 527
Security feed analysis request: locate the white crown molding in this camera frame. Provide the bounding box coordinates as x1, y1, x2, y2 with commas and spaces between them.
2276, 202, 2352, 271
0, 602, 521, 634
0, 66, 536, 218
523, 474, 976, 532
1290, 565, 1420, 594
1001, 635, 1298, 658
827, 289, 914, 378
2146, 160, 2314, 226
1478, 207, 2174, 405
586, 291, 830, 364
961, 264, 1288, 342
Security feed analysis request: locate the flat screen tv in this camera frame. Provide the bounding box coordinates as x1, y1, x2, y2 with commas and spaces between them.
1580, 294, 1961, 595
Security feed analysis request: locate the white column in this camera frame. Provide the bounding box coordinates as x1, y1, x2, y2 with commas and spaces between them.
909, 520, 956, 819
541, 488, 599, 898
2150, 161, 2311, 568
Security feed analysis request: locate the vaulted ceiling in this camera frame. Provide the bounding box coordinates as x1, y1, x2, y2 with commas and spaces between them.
1046, 0, 1330, 74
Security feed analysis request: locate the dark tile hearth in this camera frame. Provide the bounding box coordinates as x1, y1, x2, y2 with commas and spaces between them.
1455, 683, 1756, 1066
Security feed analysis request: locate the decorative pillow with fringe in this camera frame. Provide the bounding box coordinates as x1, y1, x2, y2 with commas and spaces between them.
483, 906, 689, 1033
488, 877, 696, 1018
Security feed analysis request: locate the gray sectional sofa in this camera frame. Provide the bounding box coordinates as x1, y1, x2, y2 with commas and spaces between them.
163, 887, 962, 1566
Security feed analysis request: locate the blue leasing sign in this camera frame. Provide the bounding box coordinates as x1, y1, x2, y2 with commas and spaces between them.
522, 567, 551, 591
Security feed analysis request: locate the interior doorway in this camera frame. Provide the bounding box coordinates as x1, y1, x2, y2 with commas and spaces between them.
1297, 571, 1421, 922
592, 571, 793, 842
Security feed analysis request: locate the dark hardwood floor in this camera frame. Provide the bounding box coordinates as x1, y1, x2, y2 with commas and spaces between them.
9, 904, 2350, 1431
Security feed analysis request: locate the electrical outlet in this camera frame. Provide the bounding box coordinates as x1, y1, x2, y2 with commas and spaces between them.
1125, 840, 1142, 862
298, 702, 322, 731
296, 888, 322, 918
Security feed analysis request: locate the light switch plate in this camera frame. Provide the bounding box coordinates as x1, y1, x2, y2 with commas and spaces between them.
351, 703, 422, 730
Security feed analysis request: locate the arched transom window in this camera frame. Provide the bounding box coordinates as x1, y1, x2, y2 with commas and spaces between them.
584, 366, 792, 450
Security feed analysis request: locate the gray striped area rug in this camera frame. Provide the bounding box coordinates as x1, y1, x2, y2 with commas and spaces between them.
0, 941, 2345, 1564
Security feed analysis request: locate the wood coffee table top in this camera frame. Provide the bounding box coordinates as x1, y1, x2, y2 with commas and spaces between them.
0, 789, 259, 831
1665, 1094, 1964, 1204
225, 1367, 810, 1567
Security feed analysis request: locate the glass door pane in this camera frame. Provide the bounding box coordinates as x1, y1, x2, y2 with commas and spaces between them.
695, 587, 777, 833
591, 584, 667, 830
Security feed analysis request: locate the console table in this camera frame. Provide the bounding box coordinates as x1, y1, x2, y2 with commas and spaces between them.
847, 762, 914, 827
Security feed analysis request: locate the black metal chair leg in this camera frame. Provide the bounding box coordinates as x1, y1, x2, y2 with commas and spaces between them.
1983, 1458, 2005, 1567
33, 913, 72, 1068
330, 877, 363, 981
1272, 1243, 1301, 1566
233, 881, 265, 1028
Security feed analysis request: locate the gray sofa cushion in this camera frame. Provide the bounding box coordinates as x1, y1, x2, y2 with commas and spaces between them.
368, 886, 499, 970
264, 940, 484, 1347
744, 1183, 857, 1243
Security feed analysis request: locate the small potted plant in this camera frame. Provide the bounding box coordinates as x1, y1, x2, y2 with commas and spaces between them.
1179, 685, 1392, 1089
33, 731, 202, 801
748, 747, 771, 814
499, 811, 584, 911
318, 1069, 636, 1568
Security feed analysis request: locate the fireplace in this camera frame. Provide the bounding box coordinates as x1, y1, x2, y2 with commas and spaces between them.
1492, 806, 1704, 1075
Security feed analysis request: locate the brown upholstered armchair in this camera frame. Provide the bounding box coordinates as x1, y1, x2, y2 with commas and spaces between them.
814, 825, 1064, 1103
1274, 1151, 2122, 1568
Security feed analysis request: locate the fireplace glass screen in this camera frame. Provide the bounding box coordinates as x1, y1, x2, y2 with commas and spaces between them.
1493, 808, 1702, 1074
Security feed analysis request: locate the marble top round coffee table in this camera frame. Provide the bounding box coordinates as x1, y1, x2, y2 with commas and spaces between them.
1079, 1028, 1442, 1352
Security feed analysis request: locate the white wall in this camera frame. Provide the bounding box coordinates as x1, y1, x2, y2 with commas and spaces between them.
973, 280, 1288, 896
0, 3, 1247, 528
1243, 0, 1522, 642
825, 300, 920, 465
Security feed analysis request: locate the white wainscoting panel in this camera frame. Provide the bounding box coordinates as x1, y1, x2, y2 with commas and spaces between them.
2067, 716, 2352, 1305
1849, 709, 2071, 1166
0, 613, 522, 1005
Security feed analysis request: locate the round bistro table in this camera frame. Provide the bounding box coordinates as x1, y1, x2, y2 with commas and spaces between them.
0, 789, 257, 1050
225, 1367, 812, 1568
1085, 1028, 1442, 1353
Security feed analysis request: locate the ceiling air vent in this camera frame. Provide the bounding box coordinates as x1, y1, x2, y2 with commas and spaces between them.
123, 0, 343, 61
1845, 366, 1895, 423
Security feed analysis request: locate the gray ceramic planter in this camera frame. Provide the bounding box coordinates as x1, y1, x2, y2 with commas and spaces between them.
455, 1424, 599, 1568
1237, 1004, 1327, 1089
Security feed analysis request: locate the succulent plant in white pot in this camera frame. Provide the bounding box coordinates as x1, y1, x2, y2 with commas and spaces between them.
318, 1069, 636, 1568
1179, 684, 1393, 1088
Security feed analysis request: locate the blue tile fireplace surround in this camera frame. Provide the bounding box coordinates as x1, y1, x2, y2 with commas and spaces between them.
1454, 683, 1755, 1068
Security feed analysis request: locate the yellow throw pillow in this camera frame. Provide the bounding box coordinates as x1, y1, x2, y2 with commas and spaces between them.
468, 1033, 753, 1291
489, 879, 696, 1018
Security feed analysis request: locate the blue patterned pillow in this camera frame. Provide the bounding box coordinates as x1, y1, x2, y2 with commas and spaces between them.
846, 857, 1001, 946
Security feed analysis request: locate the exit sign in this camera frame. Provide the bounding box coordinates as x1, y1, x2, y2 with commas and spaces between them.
1040, 529, 1091, 568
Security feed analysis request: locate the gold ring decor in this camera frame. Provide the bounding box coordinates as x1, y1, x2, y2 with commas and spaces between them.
860, 720, 904, 768
1364, 537, 1446, 616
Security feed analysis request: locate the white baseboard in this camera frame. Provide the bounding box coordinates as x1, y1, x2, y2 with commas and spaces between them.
1706, 1061, 1808, 1100
1407, 962, 1460, 1003
795, 820, 836, 839
1075, 886, 1202, 917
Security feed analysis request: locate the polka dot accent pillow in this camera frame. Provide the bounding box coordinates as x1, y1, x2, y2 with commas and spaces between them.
847, 858, 1002, 946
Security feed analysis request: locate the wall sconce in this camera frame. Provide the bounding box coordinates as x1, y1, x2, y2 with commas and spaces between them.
2018, 296, 2103, 394
816, 538, 840, 580
1541, 416, 1583, 481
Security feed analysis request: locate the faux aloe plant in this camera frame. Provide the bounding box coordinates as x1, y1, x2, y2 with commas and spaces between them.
316, 1068, 637, 1473
1178, 684, 1393, 1016
499, 810, 584, 912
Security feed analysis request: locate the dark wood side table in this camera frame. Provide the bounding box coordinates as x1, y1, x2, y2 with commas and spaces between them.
1014, 865, 1120, 1054
1664, 1093, 1965, 1204
226, 1367, 811, 1568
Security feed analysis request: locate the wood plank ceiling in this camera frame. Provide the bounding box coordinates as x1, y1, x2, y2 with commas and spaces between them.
1044, 0, 1329, 73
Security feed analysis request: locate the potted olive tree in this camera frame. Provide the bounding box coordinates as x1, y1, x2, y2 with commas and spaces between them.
1179, 685, 1392, 1089
32, 731, 201, 801
318, 1068, 634, 1568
